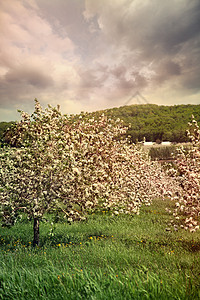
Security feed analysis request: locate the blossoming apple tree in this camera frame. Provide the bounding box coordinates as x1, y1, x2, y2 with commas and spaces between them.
0, 100, 179, 245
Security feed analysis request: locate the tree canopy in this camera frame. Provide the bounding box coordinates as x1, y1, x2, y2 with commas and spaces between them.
0, 121, 15, 146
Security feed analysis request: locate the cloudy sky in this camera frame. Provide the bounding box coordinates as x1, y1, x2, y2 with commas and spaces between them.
0, 0, 200, 121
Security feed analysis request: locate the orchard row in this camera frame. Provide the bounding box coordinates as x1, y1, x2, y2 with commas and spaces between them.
0, 100, 199, 246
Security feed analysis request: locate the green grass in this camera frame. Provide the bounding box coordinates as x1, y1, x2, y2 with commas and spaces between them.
148, 145, 177, 161
0, 199, 200, 299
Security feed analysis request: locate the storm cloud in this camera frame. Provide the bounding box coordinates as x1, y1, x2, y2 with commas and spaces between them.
0, 0, 200, 120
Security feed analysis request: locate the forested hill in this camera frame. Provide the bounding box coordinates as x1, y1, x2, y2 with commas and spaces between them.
1, 104, 200, 143
0, 121, 15, 143
95, 104, 200, 143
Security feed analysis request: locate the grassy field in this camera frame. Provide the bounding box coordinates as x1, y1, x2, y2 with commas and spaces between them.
0, 199, 200, 299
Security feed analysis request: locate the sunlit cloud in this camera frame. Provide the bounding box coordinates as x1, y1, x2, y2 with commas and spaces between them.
0, 0, 200, 120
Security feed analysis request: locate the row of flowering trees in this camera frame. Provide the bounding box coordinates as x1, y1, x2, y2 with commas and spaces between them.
0, 100, 199, 245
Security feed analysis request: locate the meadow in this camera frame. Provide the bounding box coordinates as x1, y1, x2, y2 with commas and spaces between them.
0, 199, 199, 299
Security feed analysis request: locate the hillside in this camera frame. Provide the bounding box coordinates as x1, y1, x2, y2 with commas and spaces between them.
1, 104, 200, 144
96, 104, 200, 143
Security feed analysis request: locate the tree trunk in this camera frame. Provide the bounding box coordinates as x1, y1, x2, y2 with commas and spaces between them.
33, 217, 40, 247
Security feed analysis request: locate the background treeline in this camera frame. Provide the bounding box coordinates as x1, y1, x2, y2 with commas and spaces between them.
1, 104, 200, 144
94, 104, 200, 143
0, 121, 15, 146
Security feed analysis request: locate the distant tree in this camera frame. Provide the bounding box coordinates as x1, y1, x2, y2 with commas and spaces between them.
171, 130, 188, 143
0, 121, 16, 146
